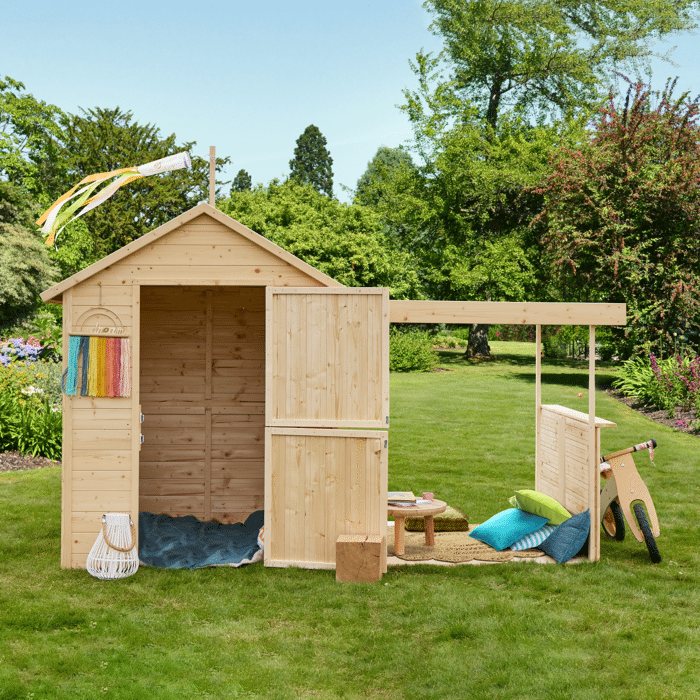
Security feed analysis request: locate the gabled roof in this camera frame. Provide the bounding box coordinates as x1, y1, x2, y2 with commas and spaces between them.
40, 202, 343, 303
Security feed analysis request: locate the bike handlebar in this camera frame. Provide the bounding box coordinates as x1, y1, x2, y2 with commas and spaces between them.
601, 439, 657, 463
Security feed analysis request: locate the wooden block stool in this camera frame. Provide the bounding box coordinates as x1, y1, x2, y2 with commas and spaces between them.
335, 535, 385, 582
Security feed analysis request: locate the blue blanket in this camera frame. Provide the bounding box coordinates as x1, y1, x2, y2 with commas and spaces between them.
138, 510, 264, 569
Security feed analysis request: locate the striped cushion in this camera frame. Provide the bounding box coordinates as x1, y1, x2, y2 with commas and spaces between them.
510, 524, 556, 551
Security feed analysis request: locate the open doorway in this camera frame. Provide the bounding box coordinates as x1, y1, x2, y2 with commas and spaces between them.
139, 285, 265, 523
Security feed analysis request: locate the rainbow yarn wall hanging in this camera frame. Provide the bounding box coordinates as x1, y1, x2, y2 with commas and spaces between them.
62, 336, 131, 397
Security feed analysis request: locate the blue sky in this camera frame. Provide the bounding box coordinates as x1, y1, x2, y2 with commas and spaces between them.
2, 1, 698, 203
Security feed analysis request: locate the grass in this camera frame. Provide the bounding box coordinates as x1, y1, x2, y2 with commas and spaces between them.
2, 342, 700, 699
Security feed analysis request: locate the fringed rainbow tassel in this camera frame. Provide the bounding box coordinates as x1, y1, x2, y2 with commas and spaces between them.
119, 338, 131, 397
62, 336, 131, 397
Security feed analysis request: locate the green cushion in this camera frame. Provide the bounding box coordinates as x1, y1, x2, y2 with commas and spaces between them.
405, 505, 470, 532
509, 489, 572, 525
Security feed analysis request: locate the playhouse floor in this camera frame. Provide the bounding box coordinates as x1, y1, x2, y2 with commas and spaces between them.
384, 522, 587, 567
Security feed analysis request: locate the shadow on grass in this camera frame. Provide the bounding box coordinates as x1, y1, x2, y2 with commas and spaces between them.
436, 350, 535, 367
508, 370, 618, 390
436, 349, 618, 384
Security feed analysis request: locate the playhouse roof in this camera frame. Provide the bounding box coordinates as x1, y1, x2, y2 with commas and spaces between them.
40, 202, 343, 303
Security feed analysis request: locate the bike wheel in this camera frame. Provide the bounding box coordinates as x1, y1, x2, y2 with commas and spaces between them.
633, 502, 661, 564
602, 501, 625, 541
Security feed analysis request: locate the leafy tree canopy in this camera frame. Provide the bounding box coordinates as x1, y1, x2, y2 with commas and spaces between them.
50, 106, 230, 257
533, 80, 700, 358
0, 181, 58, 328
218, 179, 421, 298
420, 0, 700, 126
0, 76, 65, 200
399, 74, 581, 304
355, 146, 416, 208
231, 168, 252, 193
395, 0, 699, 356
289, 125, 334, 197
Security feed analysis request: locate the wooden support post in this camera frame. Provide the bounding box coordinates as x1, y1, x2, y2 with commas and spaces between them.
209, 146, 216, 206
60, 288, 73, 568
588, 324, 600, 561
535, 324, 542, 492
131, 282, 141, 550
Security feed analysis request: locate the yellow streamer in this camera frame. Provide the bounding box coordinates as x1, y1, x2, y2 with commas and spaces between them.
38, 152, 192, 246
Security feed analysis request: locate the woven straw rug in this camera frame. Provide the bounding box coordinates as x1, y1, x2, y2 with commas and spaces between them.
388, 527, 545, 563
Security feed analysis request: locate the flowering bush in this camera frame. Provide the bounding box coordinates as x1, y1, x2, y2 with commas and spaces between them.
0, 337, 64, 459
0, 360, 62, 408
0, 337, 43, 366
651, 353, 700, 413
614, 352, 700, 420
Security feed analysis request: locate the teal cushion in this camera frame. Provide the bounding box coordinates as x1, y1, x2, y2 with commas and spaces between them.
538, 510, 590, 563
509, 489, 572, 525
469, 508, 548, 551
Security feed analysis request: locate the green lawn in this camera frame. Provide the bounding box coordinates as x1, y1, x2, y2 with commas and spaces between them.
2, 342, 699, 699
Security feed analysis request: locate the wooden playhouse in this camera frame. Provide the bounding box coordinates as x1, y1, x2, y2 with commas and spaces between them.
41, 201, 626, 569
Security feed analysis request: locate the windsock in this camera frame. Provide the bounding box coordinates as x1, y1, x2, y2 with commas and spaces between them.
37, 151, 192, 246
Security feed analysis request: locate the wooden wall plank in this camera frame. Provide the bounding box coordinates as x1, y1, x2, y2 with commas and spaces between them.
266, 430, 388, 568
390, 300, 627, 326
268, 289, 387, 428
97, 265, 324, 286
61, 288, 74, 568
139, 286, 266, 524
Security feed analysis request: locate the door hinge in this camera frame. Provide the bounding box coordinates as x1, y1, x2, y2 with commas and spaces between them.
386, 415, 389, 424
139, 434, 145, 445
140, 413, 145, 424
384, 439, 388, 448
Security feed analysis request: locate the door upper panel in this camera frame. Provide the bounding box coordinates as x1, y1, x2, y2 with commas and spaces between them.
265, 288, 389, 428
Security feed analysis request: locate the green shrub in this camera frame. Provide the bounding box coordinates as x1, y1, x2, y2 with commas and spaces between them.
489, 325, 535, 342
0, 394, 62, 459
28, 313, 64, 361
389, 329, 438, 372
433, 334, 467, 348
542, 326, 590, 359
613, 352, 700, 417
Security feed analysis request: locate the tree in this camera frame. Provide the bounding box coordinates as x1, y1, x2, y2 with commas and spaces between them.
355, 146, 416, 207
218, 179, 420, 298
399, 63, 574, 353
533, 80, 700, 358
0, 76, 66, 200
399, 0, 699, 356
289, 125, 334, 197
0, 182, 58, 328
231, 168, 252, 193
422, 0, 700, 127
52, 107, 230, 257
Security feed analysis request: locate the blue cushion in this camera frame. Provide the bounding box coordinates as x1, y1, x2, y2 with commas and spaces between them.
538, 509, 590, 563
469, 508, 548, 551
510, 524, 557, 551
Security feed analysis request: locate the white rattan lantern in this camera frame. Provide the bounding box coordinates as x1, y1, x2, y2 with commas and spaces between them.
86, 513, 139, 580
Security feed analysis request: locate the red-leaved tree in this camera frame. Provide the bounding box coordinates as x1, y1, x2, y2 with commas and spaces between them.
533, 80, 700, 359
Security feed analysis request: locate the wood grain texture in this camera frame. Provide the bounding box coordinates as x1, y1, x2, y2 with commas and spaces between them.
390, 300, 627, 325
139, 286, 266, 523
266, 288, 389, 428
265, 430, 388, 568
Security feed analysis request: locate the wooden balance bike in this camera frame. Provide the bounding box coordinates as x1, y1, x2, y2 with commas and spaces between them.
600, 439, 661, 563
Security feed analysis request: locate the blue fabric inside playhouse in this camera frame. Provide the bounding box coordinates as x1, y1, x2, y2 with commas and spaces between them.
138, 510, 264, 569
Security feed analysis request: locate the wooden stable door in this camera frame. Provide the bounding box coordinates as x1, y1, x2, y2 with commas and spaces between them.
264, 288, 389, 569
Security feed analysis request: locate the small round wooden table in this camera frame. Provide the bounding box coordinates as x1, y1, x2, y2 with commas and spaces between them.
388, 499, 447, 556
